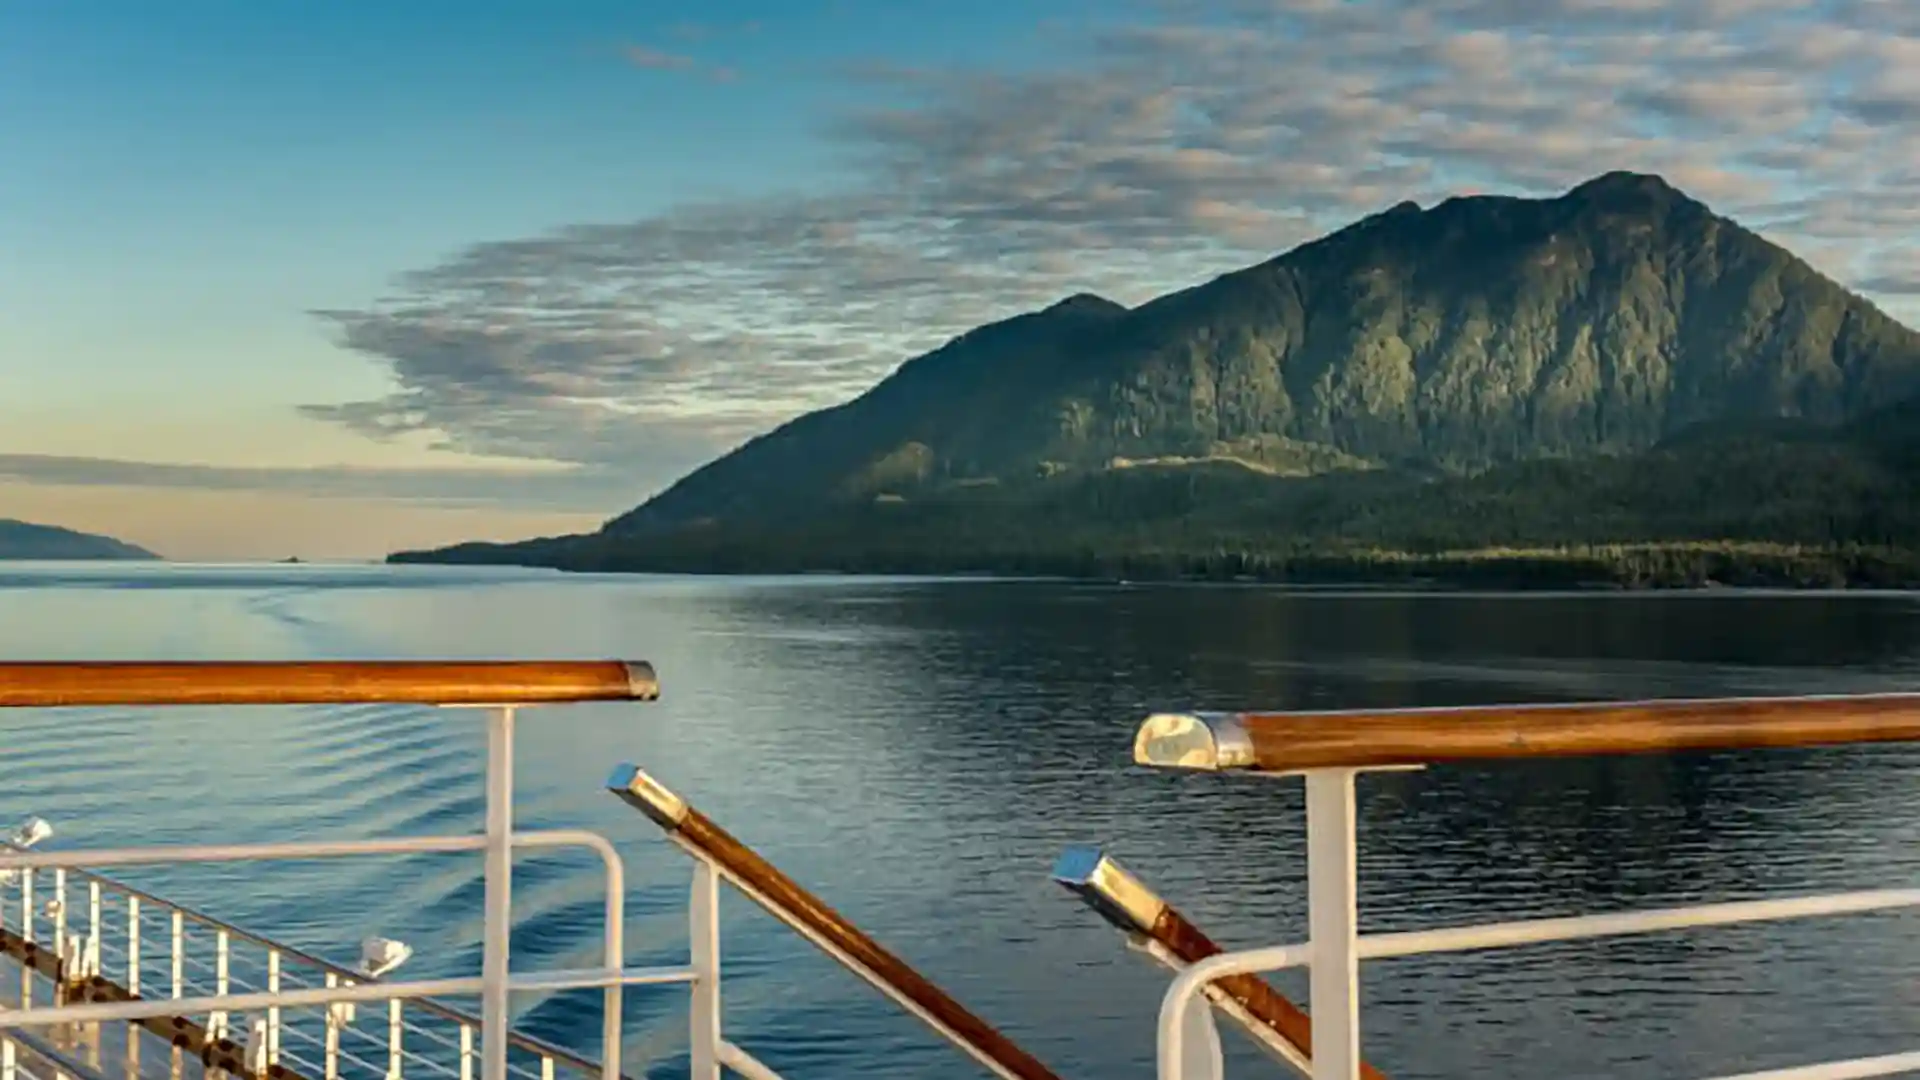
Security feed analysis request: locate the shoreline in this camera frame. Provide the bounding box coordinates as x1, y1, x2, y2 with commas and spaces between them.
390, 540, 1920, 591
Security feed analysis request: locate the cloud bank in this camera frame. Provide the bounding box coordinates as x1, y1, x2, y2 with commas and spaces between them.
0, 454, 635, 513
308, 0, 1920, 505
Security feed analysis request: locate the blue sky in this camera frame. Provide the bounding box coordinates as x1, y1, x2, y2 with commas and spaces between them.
5, 0, 1918, 559
5, 0, 1015, 427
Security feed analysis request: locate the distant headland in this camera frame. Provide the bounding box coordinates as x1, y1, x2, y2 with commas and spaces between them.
0, 519, 160, 561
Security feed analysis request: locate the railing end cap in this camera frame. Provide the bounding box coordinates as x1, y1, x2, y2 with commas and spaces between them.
1049, 844, 1108, 887
621, 661, 660, 701
1133, 712, 1255, 771
1050, 845, 1166, 933
604, 763, 688, 828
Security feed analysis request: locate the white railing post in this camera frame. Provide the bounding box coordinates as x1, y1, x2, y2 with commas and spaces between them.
268, 948, 282, 1064
17, 870, 33, 1010
1305, 769, 1361, 1080
171, 912, 185, 1000
51, 869, 66, 947
481, 705, 517, 1080
325, 973, 341, 1080
687, 860, 721, 1080
2, 1035, 13, 1080
210, 928, 229, 1039
127, 895, 142, 996
87, 881, 101, 970
459, 1023, 474, 1080
388, 998, 404, 1078
600, 865, 624, 1080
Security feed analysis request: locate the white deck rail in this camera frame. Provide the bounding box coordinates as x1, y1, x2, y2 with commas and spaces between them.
0, 660, 1064, 1080
14, 663, 1913, 1080
1131, 697, 1920, 1080
1, 829, 648, 1080
0, 656, 660, 1080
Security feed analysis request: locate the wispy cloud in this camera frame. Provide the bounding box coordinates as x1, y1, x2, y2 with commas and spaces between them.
621, 41, 739, 82
313, 0, 1920, 499
622, 43, 698, 70
0, 454, 641, 513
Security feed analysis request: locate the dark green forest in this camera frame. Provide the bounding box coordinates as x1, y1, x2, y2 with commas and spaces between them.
400, 400, 1920, 587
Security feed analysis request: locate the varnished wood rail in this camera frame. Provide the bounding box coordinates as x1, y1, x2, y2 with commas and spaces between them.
608, 765, 1066, 1080
0, 660, 658, 709
1134, 692, 1920, 772
1051, 848, 1389, 1080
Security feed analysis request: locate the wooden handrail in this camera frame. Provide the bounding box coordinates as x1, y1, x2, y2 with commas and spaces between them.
0, 660, 658, 708
1133, 692, 1920, 773
608, 766, 1067, 1080
1052, 847, 1389, 1080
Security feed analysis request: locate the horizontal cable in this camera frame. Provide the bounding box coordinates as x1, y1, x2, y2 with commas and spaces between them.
1358, 888, 1920, 960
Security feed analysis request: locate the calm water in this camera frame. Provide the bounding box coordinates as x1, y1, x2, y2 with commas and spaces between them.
4, 564, 1920, 1079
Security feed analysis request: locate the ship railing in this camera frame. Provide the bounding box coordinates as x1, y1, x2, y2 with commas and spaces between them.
0, 661, 1065, 1080
1127, 692, 1920, 1080
1048, 847, 1388, 1080
0, 846, 607, 1080
602, 765, 1063, 1080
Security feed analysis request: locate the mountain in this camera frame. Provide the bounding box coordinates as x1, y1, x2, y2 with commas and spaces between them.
0, 519, 159, 561
393, 172, 1920, 587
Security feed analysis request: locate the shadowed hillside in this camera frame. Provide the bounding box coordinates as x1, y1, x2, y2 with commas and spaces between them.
0, 519, 159, 560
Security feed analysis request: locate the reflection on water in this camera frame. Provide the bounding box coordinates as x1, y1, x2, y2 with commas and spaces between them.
4, 565, 1920, 1079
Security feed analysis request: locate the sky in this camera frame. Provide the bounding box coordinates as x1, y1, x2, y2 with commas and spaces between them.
5, 0, 1919, 561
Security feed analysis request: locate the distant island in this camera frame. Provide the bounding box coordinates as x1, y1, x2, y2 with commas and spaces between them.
392, 171, 1920, 589
0, 519, 160, 561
